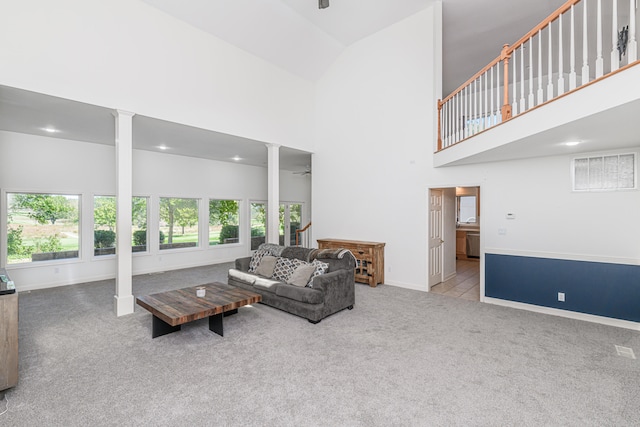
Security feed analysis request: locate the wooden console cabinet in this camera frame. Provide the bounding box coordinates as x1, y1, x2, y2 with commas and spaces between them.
317, 238, 385, 287
0, 270, 18, 396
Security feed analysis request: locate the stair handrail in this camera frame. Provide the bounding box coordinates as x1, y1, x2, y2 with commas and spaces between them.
295, 221, 312, 246
437, 0, 639, 152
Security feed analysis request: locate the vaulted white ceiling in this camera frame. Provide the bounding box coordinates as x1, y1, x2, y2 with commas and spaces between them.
1, 0, 576, 169
141, 0, 565, 93
141, 0, 437, 81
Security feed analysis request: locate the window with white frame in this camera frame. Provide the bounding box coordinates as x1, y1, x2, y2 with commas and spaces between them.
132, 197, 148, 252
94, 196, 116, 256
573, 153, 636, 191
93, 196, 149, 255
7, 192, 80, 264
209, 199, 240, 245
159, 197, 199, 250
250, 202, 266, 251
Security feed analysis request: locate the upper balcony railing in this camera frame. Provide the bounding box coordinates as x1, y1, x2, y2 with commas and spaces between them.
437, 0, 639, 152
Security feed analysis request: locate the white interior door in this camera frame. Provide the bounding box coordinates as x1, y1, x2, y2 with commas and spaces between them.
428, 189, 444, 288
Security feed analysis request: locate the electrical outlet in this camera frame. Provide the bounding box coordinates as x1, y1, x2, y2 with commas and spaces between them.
558, 292, 565, 302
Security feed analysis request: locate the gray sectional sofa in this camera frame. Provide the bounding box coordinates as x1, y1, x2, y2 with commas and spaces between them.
227, 244, 356, 323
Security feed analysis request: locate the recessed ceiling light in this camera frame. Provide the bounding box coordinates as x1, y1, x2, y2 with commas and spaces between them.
42, 127, 58, 133
157, 145, 169, 150
232, 156, 242, 161
565, 141, 581, 146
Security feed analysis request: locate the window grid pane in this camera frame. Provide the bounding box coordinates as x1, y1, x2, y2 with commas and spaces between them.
209, 199, 240, 245
574, 154, 636, 191
7, 193, 80, 264
159, 198, 199, 250
94, 196, 116, 256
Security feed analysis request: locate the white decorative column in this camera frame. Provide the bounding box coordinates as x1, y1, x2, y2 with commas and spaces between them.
266, 143, 280, 245
113, 110, 135, 317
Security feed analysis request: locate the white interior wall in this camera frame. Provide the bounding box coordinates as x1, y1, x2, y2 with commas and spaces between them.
429, 148, 640, 266
0, 0, 315, 152
0, 131, 311, 290
312, 0, 638, 294
313, 6, 440, 290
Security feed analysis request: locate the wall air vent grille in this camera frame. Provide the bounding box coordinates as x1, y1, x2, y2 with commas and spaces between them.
573, 153, 636, 191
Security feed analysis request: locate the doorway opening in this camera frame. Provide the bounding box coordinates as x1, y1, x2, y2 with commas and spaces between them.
428, 186, 480, 301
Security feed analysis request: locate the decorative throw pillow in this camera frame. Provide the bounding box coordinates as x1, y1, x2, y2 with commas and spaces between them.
287, 264, 316, 287
307, 259, 329, 288
272, 257, 296, 282
255, 255, 277, 278
248, 248, 270, 273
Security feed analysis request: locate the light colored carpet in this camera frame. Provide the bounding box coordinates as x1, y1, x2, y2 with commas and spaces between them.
1, 262, 639, 426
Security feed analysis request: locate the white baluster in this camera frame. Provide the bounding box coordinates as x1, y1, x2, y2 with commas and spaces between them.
512, 51, 518, 115
570, 5, 577, 90
537, 29, 544, 104
547, 23, 554, 100
464, 86, 469, 139
528, 37, 534, 108
457, 93, 461, 142
448, 97, 452, 145
451, 95, 455, 144
461, 90, 465, 140
490, 65, 495, 125
455, 93, 460, 142
479, 74, 484, 131
484, 71, 488, 129
558, 15, 565, 95
497, 61, 502, 123
582, 0, 590, 85
445, 99, 449, 146
445, 100, 449, 146
629, 0, 637, 62
473, 79, 477, 135
611, 0, 619, 72
596, 0, 604, 77
448, 100, 452, 144
452, 95, 456, 144
520, 46, 526, 112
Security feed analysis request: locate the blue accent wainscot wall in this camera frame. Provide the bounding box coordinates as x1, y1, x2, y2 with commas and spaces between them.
485, 254, 640, 322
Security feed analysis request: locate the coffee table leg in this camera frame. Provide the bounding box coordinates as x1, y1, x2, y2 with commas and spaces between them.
209, 313, 224, 336
224, 309, 238, 317
152, 315, 181, 338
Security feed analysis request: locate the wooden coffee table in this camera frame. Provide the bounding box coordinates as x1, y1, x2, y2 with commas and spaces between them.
136, 282, 261, 338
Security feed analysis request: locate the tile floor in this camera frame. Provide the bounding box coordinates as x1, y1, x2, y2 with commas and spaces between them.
430, 259, 480, 301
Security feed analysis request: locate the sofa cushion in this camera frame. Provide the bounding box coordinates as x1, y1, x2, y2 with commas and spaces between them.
308, 259, 329, 288
286, 264, 316, 287
228, 269, 257, 285
276, 283, 324, 304
272, 257, 296, 282
255, 255, 277, 277
254, 277, 280, 293
248, 248, 270, 273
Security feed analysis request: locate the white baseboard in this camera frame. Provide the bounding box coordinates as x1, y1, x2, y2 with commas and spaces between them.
383, 280, 427, 292
484, 297, 640, 331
